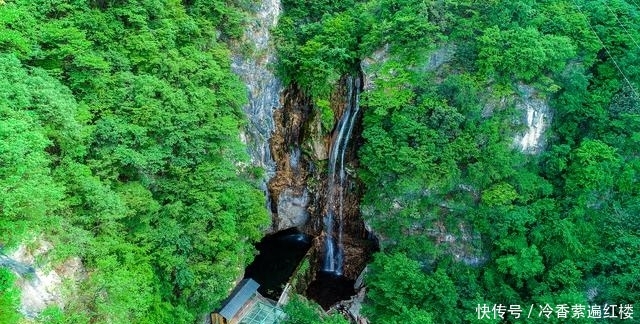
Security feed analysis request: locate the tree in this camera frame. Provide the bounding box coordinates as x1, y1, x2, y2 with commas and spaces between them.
363, 253, 434, 322
283, 295, 349, 324
0, 55, 66, 247
477, 26, 576, 82
0, 269, 20, 324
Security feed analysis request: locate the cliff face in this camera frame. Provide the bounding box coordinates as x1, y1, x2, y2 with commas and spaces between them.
231, 0, 282, 198
313, 77, 373, 280
268, 86, 314, 231
266, 78, 374, 280
231, 0, 332, 236
231, 0, 316, 234
1, 240, 85, 319
513, 84, 551, 154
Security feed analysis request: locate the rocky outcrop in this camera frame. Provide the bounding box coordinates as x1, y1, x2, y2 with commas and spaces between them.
3, 240, 85, 319
361, 43, 456, 91
423, 44, 456, 72
276, 188, 310, 230
481, 84, 551, 154
232, 0, 283, 189
514, 84, 550, 154
268, 86, 314, 232
361, 45, 389, 91
428, 222, 486, 267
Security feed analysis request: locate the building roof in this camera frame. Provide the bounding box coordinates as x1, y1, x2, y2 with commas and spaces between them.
240, 297, 285, 324
217, 279, 260, 319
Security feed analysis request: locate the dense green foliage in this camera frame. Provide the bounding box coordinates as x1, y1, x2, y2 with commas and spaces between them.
2, 0, 638, 322
0, 269, 20, 324
277, 0, 640, 322
282, 295, 349, 324
0, 0, 268, 322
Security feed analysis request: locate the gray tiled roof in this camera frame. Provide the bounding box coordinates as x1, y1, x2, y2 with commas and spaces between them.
218, 279, 260, 319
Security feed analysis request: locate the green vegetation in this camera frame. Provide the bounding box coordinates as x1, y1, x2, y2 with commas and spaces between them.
1, 0, 638, 322
277, 0, 639, 322
0, 269, 20, 324
0, 0, 268, 322
282, 295, 349, 324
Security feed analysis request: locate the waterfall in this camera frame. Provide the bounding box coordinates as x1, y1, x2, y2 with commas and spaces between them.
323, 77, 361, 275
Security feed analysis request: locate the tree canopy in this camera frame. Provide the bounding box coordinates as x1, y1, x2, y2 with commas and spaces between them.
0, 0, 268, 322
277, 0, 640, 322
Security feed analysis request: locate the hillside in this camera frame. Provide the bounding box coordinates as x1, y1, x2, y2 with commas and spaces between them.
1, 0, 639, 323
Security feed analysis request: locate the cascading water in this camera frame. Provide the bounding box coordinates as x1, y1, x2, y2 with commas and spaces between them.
231, 0, 375, 311
323, 76, 361, 275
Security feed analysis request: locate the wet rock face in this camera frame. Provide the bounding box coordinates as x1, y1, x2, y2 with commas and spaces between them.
230, 2, 375, 282
514, 84, 550, 154
302, 108, 329, 161
276, 188, 310, 230
232, 0, 283, 188
267, 77, 375, 292
3, 240, 85, 319
268, 87, 314, 232
308, 76, 376, 281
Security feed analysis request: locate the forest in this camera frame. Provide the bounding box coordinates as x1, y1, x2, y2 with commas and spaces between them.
1, 0, 639, 323
0, 0, 269, 322
277, 0, 639, 323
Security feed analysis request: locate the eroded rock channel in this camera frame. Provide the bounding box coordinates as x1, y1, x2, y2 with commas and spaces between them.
231, 0, 376, 313
241, 75, 377, 311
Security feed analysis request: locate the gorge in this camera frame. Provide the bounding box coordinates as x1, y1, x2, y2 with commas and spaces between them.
2, 0, 637, 323
231, 0, 374, 312
239, 74, 374, 310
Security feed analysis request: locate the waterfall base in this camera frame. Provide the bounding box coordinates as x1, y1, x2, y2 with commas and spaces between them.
244, 228, 312, 300
304, 232, 378, 309
306, 271, 355, 310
